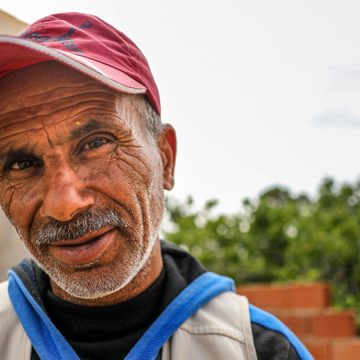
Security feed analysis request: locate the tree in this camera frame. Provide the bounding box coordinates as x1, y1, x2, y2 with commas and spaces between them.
163, 177, 360, 326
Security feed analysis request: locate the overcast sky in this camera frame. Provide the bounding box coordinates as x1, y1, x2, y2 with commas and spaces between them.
2, 0, 360, 213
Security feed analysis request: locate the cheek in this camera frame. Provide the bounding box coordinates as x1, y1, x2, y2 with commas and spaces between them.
0, 180, 41, 238
80, 147, 158, 190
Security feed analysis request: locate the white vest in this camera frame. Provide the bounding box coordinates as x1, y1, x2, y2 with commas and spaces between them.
0, 281, 258, 360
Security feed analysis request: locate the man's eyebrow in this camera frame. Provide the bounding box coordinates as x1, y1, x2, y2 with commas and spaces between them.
68, 119, 111, 141
0, 148, 37, 168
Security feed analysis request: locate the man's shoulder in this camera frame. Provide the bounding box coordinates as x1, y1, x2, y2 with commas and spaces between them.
185, 291, 308, 360
165, 292, 258, 359
181, 291, 249, 331
181, 291, 251, 338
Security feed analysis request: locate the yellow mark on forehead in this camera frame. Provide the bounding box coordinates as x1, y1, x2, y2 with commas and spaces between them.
75, 121, 82, 126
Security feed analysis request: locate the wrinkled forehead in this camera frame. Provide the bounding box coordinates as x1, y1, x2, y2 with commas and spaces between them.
0, 61, 116, 110
0, 62, 142, 143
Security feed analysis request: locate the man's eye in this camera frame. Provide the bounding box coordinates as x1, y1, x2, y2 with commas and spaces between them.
83, 137, 111, 150
10, 159, 36, 171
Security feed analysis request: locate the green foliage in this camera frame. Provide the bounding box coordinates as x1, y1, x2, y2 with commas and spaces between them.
163, 178, 360, 326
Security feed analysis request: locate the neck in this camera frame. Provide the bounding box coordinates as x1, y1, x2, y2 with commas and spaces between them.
50, 239, 163, 307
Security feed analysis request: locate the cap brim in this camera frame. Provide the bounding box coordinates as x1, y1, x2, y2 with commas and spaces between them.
0, 36, 147, 95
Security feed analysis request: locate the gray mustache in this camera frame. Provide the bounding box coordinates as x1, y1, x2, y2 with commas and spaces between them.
33, 209, 128, 246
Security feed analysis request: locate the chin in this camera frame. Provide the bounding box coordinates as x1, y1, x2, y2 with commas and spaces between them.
33, 231, 158, 300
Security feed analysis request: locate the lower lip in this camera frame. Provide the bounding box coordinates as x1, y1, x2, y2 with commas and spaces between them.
48, 229, 117, 266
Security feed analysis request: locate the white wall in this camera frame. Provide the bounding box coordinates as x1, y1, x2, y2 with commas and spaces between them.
0, 211, 28, 281
0, 10, 26, 35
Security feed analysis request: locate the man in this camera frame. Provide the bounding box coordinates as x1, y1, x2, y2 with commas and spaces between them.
0, 12, 312, 360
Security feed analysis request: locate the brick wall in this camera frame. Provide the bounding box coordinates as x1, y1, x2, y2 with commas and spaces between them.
238, 283, 360, 360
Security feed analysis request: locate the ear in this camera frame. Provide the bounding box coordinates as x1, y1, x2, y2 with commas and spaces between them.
158, 124, 177, 190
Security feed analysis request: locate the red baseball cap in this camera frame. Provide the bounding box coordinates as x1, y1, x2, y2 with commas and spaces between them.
0, 12, 161, 114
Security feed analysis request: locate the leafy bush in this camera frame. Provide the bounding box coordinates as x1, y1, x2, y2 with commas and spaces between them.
163, 177, 360, 326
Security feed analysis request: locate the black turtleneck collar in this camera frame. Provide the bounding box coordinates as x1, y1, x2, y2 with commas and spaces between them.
44, 267, 166, 342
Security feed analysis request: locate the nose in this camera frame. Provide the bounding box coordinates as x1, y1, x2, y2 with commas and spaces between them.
40, 164, 95, 222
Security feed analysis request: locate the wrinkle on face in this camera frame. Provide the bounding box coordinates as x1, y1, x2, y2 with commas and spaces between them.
0, 97, 120, 133
0, 61, 167, 304
0, 67, 116, 115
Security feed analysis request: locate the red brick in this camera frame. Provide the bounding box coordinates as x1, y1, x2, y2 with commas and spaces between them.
309, 310, 355, 338
277, 314, 307, 337
332, 339, 360, 360
237, 282, 330, 309
237, 285, 285, 308
286, 283, 330, 309
301, 338, 330, 360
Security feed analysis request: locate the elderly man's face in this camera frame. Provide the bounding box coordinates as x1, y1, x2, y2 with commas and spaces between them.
0, 62, 175, 303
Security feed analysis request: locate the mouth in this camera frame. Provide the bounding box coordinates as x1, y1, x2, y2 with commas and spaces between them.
48, 226, 117, 266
